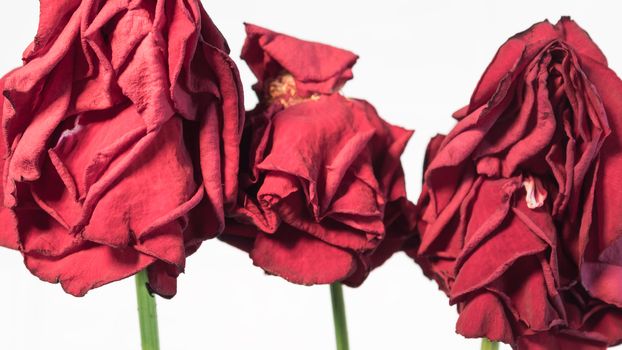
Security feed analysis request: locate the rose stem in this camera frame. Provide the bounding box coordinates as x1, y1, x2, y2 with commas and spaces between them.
481, 339, 499, 350
330, 282, 350, 350
135, 270, 160, 350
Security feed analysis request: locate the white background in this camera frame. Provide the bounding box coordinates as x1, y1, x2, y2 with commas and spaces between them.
0, 1, 621, 349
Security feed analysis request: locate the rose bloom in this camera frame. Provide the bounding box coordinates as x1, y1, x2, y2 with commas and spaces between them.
408, 18, 622, 349
221, 24, 415, 286
0, 0, 243, 297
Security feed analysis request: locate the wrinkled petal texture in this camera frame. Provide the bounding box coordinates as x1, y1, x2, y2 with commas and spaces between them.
241, 23, 359, 96
410, 17, 622, 349
0, 0, 244, 297
221, 24, 415, 286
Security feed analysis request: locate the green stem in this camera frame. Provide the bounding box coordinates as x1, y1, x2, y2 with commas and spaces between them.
330, 283, 350, 350
135, 270, 160, 350
481, 338, 499, 350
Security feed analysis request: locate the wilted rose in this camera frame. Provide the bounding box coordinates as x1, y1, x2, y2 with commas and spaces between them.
221, 24, 415, 286
409, 18, 622, 348
0, 0, 243, 297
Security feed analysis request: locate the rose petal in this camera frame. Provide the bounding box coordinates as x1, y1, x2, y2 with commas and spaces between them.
25, 244, 155, 297
242, 23, 358, 95
456, 292, 515, 344
251, 224, 356, 285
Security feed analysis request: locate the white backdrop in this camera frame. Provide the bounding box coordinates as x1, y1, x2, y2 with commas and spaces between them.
0, 1, 621, 349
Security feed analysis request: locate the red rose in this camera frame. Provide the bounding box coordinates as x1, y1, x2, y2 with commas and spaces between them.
221, 24, 415, 286
408, 18, 622, 348
0, 0, 243, 297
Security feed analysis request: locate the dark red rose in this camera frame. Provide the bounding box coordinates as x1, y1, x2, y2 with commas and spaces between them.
221, 24, 415, 286
408, 18, 622, 349
0, 0, 243, 297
